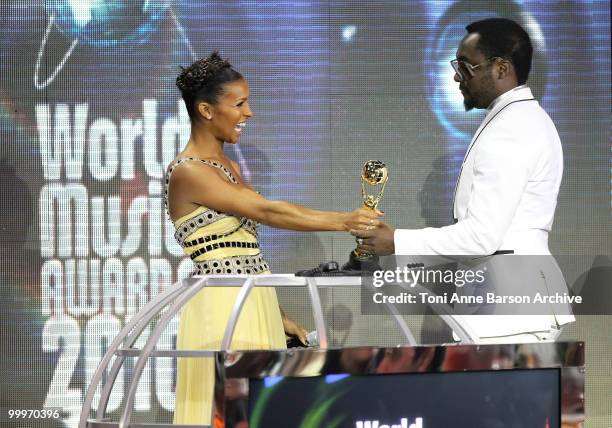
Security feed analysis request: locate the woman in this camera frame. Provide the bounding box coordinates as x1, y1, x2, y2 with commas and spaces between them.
166, 52, 380, 425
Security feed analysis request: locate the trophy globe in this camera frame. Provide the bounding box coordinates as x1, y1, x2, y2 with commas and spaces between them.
342, 160, 389, 272
361, 160, 389, 210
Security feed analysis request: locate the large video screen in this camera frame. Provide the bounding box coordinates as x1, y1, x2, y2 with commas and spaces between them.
0, 1, 609, 427
249, 369, 560, 427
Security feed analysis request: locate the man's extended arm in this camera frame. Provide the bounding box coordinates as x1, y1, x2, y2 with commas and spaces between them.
394, 132, 530, 255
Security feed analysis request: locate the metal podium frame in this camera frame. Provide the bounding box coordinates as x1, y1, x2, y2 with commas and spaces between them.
79, 274, 481, 428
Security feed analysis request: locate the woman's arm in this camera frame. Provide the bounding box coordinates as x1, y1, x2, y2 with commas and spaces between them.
279, 308, 309, 345
169, 160, 382, 231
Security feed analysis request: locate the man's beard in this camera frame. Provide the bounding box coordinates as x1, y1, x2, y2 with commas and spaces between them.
463, 74, 494, 111
463, 97, 476, 111
461, 87, 476, 111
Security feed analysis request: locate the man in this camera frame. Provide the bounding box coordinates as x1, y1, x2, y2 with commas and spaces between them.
352, 18, 574, 343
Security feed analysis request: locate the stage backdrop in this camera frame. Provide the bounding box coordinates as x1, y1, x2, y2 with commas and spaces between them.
0, 1, 610, 427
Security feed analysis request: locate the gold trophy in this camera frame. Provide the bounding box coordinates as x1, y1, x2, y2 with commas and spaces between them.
344, 160, 389, 271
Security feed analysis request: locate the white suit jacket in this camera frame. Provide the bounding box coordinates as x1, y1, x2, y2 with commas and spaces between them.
394, 86, 574, 338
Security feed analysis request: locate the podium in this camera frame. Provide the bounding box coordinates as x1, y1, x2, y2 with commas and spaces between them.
79, 275, 584, 428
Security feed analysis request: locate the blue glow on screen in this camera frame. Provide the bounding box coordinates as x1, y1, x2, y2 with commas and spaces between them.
325, 373, 351, 384
263, 376, 285, 388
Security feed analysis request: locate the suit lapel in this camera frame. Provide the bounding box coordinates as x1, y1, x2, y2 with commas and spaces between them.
452, 87, 536, 219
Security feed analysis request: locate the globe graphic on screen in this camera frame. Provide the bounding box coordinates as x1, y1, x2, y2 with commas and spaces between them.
426, 12, 494, 142
45, 0, 173, 47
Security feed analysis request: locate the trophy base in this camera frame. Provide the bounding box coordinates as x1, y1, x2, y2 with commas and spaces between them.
342, 250, 381, 273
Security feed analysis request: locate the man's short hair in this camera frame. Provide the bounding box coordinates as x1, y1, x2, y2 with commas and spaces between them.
466, 18, 533, 85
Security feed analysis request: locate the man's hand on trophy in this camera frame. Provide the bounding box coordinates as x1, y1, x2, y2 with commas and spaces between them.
350, 221, 395, 256
343, 207, 383, 231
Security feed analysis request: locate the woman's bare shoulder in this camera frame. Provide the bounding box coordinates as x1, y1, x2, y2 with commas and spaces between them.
168, 158, 228, 186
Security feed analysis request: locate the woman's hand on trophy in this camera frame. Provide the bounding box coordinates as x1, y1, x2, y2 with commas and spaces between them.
344, 207, 383, 232
350, 221, 395, 256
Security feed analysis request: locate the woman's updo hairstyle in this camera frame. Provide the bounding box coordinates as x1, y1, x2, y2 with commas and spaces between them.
176, 51, 243, 120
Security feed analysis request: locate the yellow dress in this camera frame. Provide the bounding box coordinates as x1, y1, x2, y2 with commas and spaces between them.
165, 158, 286, 425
